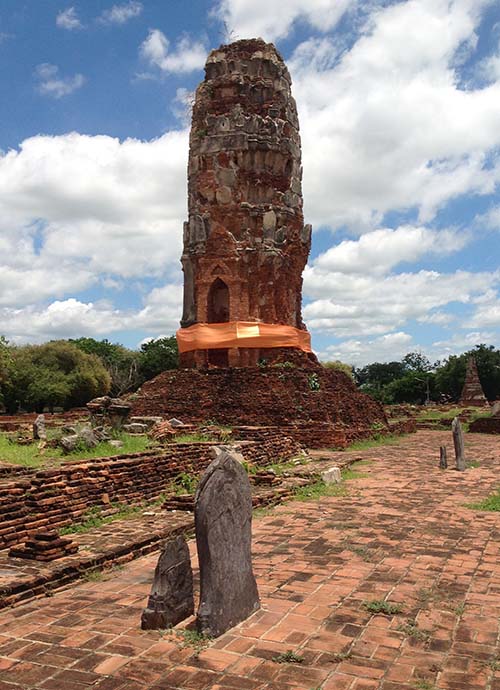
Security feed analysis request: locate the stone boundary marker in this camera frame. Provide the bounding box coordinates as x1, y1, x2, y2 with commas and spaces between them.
141, 535, 194, 630
141, 449, 261, 637
195, 451, 260, 637
452, 417, 466, 471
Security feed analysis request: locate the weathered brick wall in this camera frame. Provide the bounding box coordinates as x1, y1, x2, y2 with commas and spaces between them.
234, 424, 349, 450
131, 366, 386, 432
0, 436, 300, 550
0, 410, 87, 433
468, 417, 500, 434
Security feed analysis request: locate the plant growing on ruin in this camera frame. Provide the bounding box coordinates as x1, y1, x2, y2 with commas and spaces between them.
308, 373, 320, 391
362, 599, 403, 615
272, 650, 304, 664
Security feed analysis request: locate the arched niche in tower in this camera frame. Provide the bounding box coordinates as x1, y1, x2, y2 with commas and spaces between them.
207, 278, 230, 323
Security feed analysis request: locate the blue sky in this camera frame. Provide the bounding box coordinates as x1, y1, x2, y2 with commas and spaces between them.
0, 0, 499, 365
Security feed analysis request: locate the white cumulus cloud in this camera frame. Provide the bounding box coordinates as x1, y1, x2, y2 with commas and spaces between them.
0, 131, 188, 308
98, 1, 143, 25
140, 30, 206, 74
313, 226, 468, 276
214, 0, 355, 42
290, 0, 500, 231
34, 63, 85, 98
56, 6, 83, 30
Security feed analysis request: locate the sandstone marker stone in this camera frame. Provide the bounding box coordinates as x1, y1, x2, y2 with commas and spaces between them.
195, 451, 260, 637
141, 535, 194, 630
452, 417, 466, 471
439, 446, 448, 469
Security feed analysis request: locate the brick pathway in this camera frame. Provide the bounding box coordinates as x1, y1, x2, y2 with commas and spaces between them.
0, 430, 498, 690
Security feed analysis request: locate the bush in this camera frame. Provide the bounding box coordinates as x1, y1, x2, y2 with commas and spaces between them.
2, 340, 110, 412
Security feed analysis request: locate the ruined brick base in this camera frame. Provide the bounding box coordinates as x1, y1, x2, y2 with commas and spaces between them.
468, 416, 500, 433
130, 364, 386, 431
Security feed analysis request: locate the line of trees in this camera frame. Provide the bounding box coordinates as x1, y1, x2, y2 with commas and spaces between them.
0, 336, 178, 413
1, 335, 498, 413
353, 344, 500, 404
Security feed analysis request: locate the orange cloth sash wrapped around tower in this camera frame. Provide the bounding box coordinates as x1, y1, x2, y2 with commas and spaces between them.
176, 322, 312, 353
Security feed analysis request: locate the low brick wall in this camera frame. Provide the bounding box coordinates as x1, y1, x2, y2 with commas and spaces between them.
0, 410, 87, 433
0, 436, 300, 551
234, 424, 349, 449
469, 417, 500, 434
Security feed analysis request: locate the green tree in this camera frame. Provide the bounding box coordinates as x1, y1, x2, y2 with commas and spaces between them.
71, 337, 141, 396
354, 361, 407, 400
138, 336, 178, 381
4, 341, 111, 412
322, 360, 354, 379
384, 371, 436, 404
402, 352, 433, 372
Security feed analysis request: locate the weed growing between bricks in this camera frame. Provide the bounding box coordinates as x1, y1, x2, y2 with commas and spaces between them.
466, 487, 500, 511
272, 650, 305, 664
362, 599, 404, 615
397, 619, 433, 644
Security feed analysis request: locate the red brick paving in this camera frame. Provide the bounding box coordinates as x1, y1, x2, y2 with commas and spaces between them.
0, 431, 498, 689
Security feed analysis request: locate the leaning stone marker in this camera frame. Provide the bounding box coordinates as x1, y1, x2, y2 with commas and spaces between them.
452, 417, 466, 471
141, 535, 194, 630
195, 451, 260, 637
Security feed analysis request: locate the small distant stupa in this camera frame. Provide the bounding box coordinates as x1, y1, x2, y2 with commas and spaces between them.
459, 357, 488, 407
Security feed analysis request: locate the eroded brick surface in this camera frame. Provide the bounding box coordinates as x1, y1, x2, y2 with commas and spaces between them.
0, 430, 498, 690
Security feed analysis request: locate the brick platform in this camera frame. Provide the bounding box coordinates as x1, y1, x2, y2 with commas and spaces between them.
131, 366, 387, 433
0, 431, 498, 690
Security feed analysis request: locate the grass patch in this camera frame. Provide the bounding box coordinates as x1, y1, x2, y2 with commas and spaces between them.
342, 467, 369, 480
173, 433, 213, 443
60, 494, 166, 535
345, 545, 372, 561
346, 435, 404, 452
466, 487, 500, 511
412, 680, 437, 690
293, 480, 347, 502
170, 472, 198, 495
416, 407, 463, 421
467, 460, 481, 468
168, 628, 212, 656
272, 650, 304, 664
363, 600, 403, 615
0, 431, 149, 468
488, 657, 500, 671
397, 619, 432, 644
330, 651, 352, 662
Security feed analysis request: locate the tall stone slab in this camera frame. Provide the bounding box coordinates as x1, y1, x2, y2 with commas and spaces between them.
141, 535, 194, 630
452, 417, 466, 472
459, 357, 488, 407
195, 451, 260, 637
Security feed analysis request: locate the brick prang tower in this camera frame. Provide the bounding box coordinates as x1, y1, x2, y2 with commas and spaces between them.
179, 39, 312, 368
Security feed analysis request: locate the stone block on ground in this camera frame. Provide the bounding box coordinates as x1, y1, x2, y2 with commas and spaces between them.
123, 422, 149, 434
321, 466, 342, 484
195, 450, 260, 637
141, 535, 194, 630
